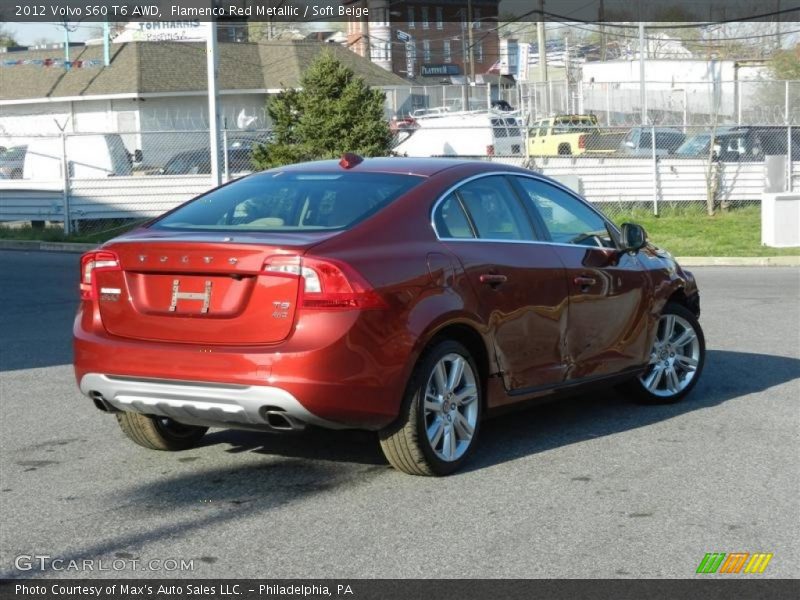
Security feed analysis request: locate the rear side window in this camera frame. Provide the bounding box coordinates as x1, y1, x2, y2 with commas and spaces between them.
153, 172, 423, 232
456, 176, 534, 241
434, 193, 474, 239
538, 122, 548, 136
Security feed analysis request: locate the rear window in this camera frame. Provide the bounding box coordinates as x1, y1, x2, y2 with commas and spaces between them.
152, 171, 424, 232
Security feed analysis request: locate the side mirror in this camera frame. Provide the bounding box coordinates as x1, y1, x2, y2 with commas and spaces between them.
620, 222, 647, 252
133, 149, 143, 163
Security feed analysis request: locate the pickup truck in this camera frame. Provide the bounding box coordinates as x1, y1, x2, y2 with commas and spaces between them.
528, 114, 625, 156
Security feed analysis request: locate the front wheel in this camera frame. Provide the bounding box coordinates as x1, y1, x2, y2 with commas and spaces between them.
116, 413, 208, 451
379, 340, 482, 476
624, 302, 706, 404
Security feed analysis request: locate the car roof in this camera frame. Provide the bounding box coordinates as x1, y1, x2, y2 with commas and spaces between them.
265, 157, 511, 178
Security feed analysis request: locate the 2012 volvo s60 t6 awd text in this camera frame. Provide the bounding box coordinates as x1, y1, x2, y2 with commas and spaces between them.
74, 155, 705, 475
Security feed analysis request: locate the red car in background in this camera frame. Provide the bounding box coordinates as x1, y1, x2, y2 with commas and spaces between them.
74, 156, 705, 476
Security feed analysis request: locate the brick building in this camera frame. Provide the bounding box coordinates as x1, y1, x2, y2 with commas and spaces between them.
345, 0, 501, 82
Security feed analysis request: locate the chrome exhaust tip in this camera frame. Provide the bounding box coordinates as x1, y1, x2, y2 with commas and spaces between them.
89, 391, 119, 413
260, 407, 306, 432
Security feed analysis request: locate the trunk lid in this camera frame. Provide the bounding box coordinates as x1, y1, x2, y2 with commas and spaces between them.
95, 232, 335, 345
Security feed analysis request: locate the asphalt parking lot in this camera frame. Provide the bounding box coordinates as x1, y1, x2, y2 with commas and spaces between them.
0, 250, 798, 579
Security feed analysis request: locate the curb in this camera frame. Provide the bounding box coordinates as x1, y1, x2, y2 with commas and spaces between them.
1, 240, 798, 266
675, 256, 800, 267
0, 240, 97, 253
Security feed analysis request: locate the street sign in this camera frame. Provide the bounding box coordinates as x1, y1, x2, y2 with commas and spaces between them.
396, 30, 411, 42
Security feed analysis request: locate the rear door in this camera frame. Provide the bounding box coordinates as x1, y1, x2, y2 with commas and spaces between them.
511, 176, 652, 381
434, 175, 569, 392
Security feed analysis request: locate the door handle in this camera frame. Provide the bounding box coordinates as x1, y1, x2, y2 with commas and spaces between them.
479, 273, 508, 286
573, 276, 597, 287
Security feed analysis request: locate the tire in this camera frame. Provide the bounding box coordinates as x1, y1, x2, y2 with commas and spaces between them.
558, 144, 572, 155
622, 301, 706, 405
115, 413, 208, 451
379, 340, 482, 476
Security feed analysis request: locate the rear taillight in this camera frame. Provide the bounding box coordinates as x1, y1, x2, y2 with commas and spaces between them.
578, 134, 586, 149
486, 144, 495, 156
263, 255, 386, 310
79, 250, 120, 300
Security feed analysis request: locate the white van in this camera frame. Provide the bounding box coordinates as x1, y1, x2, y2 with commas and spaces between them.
392, 111, 524, 158
23, 134, 132, 180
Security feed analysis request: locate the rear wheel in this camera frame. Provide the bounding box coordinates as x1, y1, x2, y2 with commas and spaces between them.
116, 413, 208, 451
558, 144, 572, 155
379, 340, 482, 476
623, 302, 705, 404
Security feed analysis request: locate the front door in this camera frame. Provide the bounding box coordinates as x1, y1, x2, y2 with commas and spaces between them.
510, 176, 652, 381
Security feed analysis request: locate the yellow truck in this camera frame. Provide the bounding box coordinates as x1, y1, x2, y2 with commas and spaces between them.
528, 114, 624, 156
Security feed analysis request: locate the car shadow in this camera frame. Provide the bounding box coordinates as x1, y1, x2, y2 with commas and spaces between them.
6, 350, 794, 578
194, 349, 800, 473
200, 426, 387, 466
466, 349, 799, 473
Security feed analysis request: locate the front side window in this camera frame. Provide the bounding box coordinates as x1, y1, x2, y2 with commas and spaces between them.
514, 177, 611, 246
153, 172, 423, 232
456, 176, 534, 241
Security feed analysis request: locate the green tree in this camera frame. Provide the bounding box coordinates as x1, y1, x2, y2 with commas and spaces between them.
252, 51, 392, 169
0, 24, 18, 47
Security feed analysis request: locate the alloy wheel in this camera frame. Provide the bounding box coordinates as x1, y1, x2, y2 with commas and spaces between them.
422, 353, 479, 462
640, 313, 701, 398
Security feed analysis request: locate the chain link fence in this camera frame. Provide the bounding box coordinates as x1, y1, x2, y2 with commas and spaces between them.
516, 80, 800, 127
0, 81, 800, 235
0, 130, 272, 237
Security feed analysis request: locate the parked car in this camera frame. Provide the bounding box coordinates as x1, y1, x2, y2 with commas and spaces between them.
674, 128, 734, 157
618, 127, 686, 156
23, 134, 131, 179
74, 156, 705, 476
491, 100, 515, 112
0, 145, 27, 179
393, 111, 524, 157
160, 145, 254, 175
528, 114, 626, 156
675, 126, 800, 161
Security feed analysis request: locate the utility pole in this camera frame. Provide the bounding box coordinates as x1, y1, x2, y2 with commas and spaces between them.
564, 32, 570, 113
639, 21, 646, 125
537, 0, 549, 115
599, 0, 606, 61
207, 20, 222, 187
102, 21, 110, 66
467, 0, 475, 83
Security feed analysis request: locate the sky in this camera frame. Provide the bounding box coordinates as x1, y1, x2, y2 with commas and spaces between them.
9, 22, 93, 45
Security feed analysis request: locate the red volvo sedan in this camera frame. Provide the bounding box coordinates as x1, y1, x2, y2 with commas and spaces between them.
74, 156, 705, 475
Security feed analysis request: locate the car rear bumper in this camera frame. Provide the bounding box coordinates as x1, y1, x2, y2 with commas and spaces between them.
73, 305, 413, 431
79, 373, 348, 432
